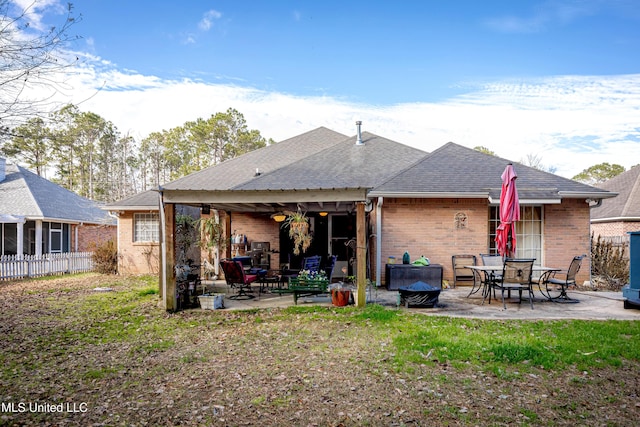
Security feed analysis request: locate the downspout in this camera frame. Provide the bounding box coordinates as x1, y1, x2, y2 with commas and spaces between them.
376, 197, 383, 289
587, 198, 602, 208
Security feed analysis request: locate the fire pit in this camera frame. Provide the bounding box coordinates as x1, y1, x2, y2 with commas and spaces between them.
398, 281, 441, 308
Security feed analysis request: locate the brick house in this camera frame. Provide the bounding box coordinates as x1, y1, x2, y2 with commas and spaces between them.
0, 158, 115, 257
103, 190, 160, 275
142, 124, 615, 310
591, 165, 640, 243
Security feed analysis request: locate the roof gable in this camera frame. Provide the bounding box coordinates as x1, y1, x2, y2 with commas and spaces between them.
592, 165, 640, 220
371, 142, 613, 201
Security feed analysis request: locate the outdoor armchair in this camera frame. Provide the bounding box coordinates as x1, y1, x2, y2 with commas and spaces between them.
219, 259, 258, 300
543, 255, 584, 303
490, 258, 536, 309
452, 254, 477, 288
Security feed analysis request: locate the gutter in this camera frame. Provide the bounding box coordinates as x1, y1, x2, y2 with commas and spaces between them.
591, 217, 640, 223
559, 191, 619, 199
367, 191, 489, 199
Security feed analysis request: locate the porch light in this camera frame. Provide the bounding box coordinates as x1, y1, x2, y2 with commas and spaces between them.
272, 213, 287, 222
319, 212, 328, 217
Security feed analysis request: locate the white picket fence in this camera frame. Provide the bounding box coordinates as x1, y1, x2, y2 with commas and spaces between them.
0, 252, 94, 280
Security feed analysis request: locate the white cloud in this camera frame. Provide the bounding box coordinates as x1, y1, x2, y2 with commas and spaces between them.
24, 58, 640, 180
11, 0, 66, 31
198, 9, 222, 31
484, 0, 600, 33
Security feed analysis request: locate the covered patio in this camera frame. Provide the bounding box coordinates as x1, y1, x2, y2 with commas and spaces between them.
156, 124, 427, 311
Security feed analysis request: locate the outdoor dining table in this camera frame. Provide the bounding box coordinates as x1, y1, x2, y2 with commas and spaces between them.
465, 264, 561, 303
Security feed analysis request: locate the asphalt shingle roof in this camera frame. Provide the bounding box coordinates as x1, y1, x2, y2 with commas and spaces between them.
162, 127, 348, 191
237, 132, 427, 191
0, 162, 114, 224
104, 190, 159, 210
370, 142, 613, 200
592, 165, 640, 220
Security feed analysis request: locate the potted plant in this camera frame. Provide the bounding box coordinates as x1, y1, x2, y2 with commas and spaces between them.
283, 209, 312, 255
296, 269, 327, 285
328, 282, 352, 306
198, 215, 226, 278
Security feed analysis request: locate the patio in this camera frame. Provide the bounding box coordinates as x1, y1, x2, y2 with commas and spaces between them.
199, 281, 640, 321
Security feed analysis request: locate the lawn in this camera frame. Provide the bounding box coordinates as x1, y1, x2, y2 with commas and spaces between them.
1, 273, 639, 426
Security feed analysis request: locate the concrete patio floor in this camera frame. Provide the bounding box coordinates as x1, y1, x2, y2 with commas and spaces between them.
199, 281, 640, 321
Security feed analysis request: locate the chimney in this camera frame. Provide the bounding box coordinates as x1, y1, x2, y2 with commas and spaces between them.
0, 157, 5, 182
355, 121, 363, 145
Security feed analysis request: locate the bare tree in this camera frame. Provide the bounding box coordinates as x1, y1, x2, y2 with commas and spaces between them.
520, 153, 557, 174
0, 0, 80, 136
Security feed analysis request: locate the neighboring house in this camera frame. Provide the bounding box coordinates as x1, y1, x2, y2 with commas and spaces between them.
141, 124, 615, 310
0, 158, 116, 256
591, 165, 640, 243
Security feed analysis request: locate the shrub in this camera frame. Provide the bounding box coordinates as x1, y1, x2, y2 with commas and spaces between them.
591, 234, 629, 289
92, 239, 118, 274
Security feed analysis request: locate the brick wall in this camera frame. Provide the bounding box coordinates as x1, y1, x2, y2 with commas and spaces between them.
379, 197, 592, 286
544, 199, 592, 284
75, 224, 117, 252
592, 221, 640, 238
117, 211, 160, 275
226, 212, 281, 269
380, 198, 488, 285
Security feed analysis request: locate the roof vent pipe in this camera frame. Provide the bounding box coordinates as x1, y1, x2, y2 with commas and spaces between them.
355, 121, 363, 145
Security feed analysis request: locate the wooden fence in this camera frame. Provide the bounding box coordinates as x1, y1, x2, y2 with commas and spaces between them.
0, 252, 94, 280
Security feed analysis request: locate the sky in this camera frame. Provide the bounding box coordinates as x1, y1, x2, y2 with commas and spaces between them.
16, 0, 640, 178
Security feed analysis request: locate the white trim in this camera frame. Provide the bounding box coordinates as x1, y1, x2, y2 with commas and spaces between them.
591, 217, 640, 223
161, 189, 368, 204
558, 191, 618, 199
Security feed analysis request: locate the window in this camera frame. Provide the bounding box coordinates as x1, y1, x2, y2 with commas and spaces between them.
489, 206, 543, 264
134, 213, 159, 242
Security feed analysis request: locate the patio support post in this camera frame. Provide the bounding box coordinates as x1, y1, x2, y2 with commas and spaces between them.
356, 201, 366, 307
163, 203, 177, 311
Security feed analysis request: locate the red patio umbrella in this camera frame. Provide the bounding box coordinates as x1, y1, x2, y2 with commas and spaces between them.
495, 163, 520, 257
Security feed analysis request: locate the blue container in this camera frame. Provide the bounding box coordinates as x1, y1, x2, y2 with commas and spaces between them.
622, 231, 640, 308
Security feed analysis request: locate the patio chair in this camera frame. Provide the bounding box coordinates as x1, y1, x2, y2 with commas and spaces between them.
480, 253, 504, 298
280, 255, 323, 287
543, 255, 584, 303
489, 258, 535, 309
219, 259, 258, 300
452, 254, 477, 289
323, 255, 338, 282
302, 255, 322, 272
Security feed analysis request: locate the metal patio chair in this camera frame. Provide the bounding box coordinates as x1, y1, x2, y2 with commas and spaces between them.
489, 258, 535, 309
543, 255, 584, 303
